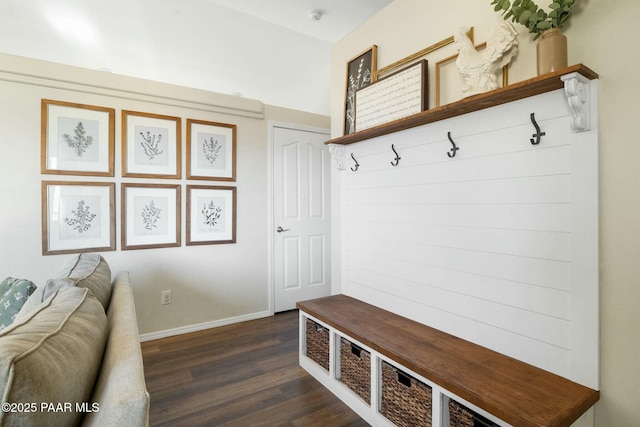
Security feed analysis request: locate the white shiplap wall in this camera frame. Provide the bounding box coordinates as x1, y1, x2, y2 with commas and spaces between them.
338, 82, 599, 389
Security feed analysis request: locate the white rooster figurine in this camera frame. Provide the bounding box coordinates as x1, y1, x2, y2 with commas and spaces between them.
455, 22, 519, 97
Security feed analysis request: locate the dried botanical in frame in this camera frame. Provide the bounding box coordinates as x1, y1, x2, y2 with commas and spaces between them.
122, 183, 181, 250
64, 200, 97, 233
202, 201, 222, 227
343, 46, 377, 135
63, 122, 94, 158
139, 131, 164, 160
187, 185, 236, 245
122, 110, 181, 179
42, 181, 115, 255
202, 137, 222, 164
141, 200, 162, 230
41, 99, 115, 176
186, 119, 236, 181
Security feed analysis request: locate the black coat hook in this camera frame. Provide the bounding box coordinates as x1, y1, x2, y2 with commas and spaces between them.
447, 132, 459, 158
350, 153, 359, 172
390, 144, 401, 166
530, 112, 546, 145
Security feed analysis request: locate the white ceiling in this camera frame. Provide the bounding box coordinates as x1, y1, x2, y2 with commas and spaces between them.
0, 0, 393, 115
205, 0, 393, 44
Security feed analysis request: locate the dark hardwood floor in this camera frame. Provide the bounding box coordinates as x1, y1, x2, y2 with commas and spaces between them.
141, 310, 369, 427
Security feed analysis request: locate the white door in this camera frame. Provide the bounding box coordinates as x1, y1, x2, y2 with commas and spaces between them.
273, 125, 331, 312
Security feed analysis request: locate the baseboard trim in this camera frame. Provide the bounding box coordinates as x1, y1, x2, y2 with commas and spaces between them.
139, 310, 272, 342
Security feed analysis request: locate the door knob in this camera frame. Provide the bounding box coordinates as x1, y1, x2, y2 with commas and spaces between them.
276, 226, 290, 233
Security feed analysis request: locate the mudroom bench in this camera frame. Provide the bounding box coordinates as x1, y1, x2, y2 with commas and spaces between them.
297, 294, 600, 427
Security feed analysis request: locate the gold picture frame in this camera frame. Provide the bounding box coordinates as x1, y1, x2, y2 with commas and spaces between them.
374, 28, 474, 80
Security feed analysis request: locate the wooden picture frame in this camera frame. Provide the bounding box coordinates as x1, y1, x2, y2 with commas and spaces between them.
41, 99, 115, 176
344, 45, 377, 135
186, 185, 236, 245
186, 119, 236, 181
122, 110, 181, 179
42, 181, 115, 255
121, 183, 181, 250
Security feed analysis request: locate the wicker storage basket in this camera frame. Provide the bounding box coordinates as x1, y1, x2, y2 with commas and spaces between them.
380, 361, 432, 426
449, 399, 498, 427
305, 318, 329, 371
339, 337, 371, 404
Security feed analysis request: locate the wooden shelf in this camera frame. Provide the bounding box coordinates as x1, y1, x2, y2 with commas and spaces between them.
327, 64, 598, 146
298, 294, 600, 427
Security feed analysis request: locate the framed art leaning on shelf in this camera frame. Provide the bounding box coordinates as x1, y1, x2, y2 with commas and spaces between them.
344, 45, 377, 135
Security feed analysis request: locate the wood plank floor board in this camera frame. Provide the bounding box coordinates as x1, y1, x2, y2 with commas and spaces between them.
150, 361, 306, 422
144, 335, 284, 378
142, 310, 369, 427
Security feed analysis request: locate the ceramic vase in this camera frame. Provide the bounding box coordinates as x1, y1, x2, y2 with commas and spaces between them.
536, 28, 568, 75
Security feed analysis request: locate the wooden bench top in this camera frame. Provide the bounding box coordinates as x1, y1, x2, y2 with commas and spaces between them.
297, 294, 599, 427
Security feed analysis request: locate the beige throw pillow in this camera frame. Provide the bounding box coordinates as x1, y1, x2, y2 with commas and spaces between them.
0, 286, 108, 427
56, 253, 112, 310
14, 278, 74, 322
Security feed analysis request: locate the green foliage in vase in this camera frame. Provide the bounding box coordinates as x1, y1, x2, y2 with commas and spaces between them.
63, 121, 94, 157
490, 0, 576, 39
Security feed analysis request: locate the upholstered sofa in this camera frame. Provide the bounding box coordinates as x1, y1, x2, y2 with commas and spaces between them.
0, 254, 150, 427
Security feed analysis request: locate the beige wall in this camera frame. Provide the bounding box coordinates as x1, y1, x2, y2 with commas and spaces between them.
331, 0, 640, 425
0, 53, 329, 337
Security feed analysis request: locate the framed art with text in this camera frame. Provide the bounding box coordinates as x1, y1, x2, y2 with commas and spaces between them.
121, 183, 181, 250
186, 119, 236, 181
41, 99, 115, 176
42, 181, 115, 255
122, 110, 181, 179
355, 60, 428, 131
186, 185, 236, 245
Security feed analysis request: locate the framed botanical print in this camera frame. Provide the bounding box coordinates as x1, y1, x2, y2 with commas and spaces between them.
122, 183, 181, 250
41, 99, 115, 176
186, 185, 236, 245
186, 119, 236, 181
344, 45, 377, 135
122, 111, 181, 179
42, 181, 115, 255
